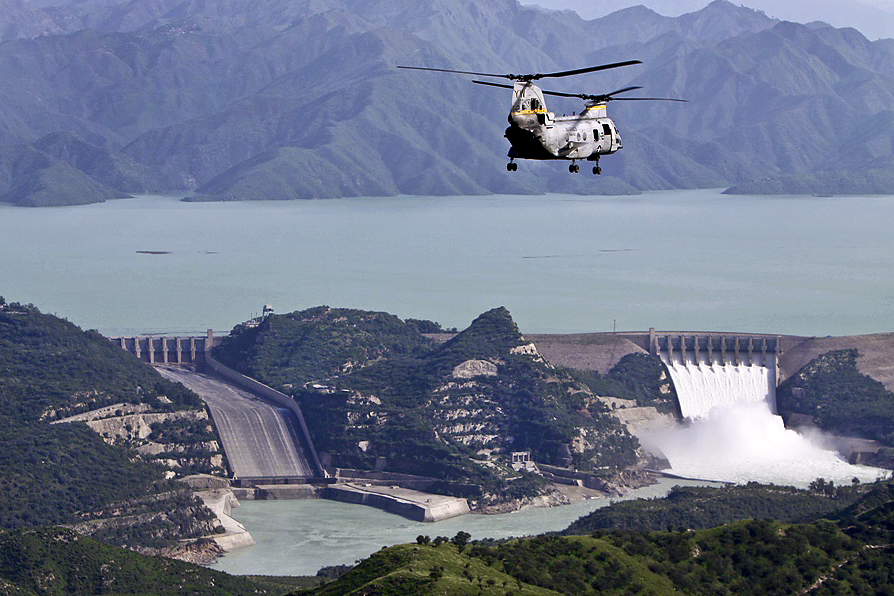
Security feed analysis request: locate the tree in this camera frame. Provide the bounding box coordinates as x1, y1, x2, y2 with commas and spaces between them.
452, 530, 472, 552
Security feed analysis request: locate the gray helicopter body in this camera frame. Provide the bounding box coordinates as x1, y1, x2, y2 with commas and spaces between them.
505, 81, 621, 163
398, 61, 682, 174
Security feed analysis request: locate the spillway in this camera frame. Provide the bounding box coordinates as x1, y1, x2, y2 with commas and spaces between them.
655, 334, 777, 419
642, 332, 882, 486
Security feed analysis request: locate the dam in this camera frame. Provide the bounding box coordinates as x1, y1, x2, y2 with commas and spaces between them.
652, 333, 778, 419
530, 329, 782, 420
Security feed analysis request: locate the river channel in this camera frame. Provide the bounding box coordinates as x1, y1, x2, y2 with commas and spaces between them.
211, 478, 712, 576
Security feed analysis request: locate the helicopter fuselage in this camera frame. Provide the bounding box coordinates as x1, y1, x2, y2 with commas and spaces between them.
505, 82, 622, 163
396, 60, 681, 175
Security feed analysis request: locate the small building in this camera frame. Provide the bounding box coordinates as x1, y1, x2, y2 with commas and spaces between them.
510, 451, 537, 472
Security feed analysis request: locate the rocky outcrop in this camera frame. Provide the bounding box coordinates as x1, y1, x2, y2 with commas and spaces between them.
452, 359, 498, 379
52, 404, 226, 476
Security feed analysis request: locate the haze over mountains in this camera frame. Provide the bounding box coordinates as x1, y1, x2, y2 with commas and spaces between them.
1, 0, 893, 205
532, 0, 894, 41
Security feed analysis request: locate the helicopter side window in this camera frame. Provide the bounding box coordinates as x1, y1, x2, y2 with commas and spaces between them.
602, 123, 612, 137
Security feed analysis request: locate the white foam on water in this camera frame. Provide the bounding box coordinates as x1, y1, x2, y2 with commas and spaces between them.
644, 400, 887, 487
651, 347, 887, 487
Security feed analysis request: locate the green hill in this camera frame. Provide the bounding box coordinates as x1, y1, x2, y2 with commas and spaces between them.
562, 482, 863, 535
0, 299, 225, 550
214, 306, 640, 505
0, 527, 276, 595
303, 515, 880, 596
777, 349, 894, 446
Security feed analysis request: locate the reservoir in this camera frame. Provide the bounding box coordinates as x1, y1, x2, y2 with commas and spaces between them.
1, 189, 893, 338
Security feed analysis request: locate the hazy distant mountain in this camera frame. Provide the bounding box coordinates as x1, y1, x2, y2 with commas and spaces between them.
1, 0, 893, 205
534, 0, 894, 41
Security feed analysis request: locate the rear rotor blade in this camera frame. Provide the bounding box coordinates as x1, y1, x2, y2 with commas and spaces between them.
400, 59, 642, 82
611, 97, 688, 102
475, 80, 687, 104
535, 60, 642, 79
605, 86, 643, 97
539, 89, 591, 99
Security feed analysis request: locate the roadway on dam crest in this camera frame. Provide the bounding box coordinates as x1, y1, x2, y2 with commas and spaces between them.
156, 366, 314, 480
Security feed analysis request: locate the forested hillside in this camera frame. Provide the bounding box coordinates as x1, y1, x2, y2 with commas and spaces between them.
1, 0, 893, 205
0, 527, 285, 595
0, 298, 225, 551
777, 349, 894, 447
213, 306, 644, 506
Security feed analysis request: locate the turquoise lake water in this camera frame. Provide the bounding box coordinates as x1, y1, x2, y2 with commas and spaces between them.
1, 189, 892, 338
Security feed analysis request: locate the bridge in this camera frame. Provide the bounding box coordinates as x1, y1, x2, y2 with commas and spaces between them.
112, 331, 326, 485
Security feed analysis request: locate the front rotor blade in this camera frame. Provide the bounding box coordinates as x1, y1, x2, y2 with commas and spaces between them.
472, 80, 516, 91
398, 65, 515, 79
535, 60, 642, 79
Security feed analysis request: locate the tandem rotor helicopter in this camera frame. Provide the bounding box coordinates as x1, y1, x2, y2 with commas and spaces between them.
398, 60, 685, 175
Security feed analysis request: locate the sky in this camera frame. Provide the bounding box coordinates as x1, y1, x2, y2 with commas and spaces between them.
522, 0, 894, 40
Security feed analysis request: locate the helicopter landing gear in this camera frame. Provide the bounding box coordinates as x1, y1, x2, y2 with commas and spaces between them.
568, 162, 580, 173
592, 156, 601, 175
507, 160, 517, 172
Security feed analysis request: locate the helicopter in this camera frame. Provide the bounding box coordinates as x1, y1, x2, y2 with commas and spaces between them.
398, 61, 685, 175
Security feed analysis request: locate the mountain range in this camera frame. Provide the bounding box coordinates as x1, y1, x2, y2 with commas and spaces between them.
537, 0, 894, 42
1, 0, 893, 205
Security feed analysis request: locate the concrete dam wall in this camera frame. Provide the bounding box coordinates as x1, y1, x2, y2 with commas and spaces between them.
110, 331, 222, 366
654, 334, 778, 419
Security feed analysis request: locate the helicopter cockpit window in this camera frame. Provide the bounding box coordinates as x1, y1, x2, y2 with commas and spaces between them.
531, 98, 541, 110
602, 123, 612, 137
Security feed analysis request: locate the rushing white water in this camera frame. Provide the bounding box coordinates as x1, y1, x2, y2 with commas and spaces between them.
644, 401, 887, 486
651, 349, 886, 486
663, 354, 776, 419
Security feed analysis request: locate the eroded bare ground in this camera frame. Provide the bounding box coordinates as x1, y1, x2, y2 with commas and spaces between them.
527, 334, 647, 374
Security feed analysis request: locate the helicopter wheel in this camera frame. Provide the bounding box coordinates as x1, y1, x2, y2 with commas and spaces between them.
507, 162, 517, 172
593, 166, 602, 175
569, 163, 579, 173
